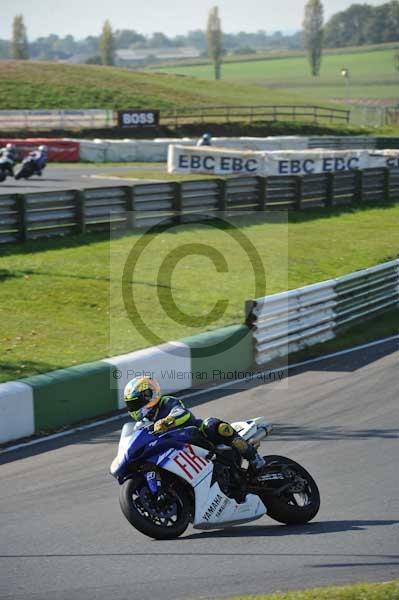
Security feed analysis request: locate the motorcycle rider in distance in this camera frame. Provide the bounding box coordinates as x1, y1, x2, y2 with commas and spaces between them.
123, 376, 266, 471
27, 145, 48, 176
0, 143, 18, 177
197, 133, 212, 147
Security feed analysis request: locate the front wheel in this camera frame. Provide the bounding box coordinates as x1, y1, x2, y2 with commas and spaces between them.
119, 475, 192, 540
260, 455, 320, 525
15, 167, 31, 180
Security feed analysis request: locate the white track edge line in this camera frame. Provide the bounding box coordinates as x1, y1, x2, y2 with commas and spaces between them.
2, 334, 398, 455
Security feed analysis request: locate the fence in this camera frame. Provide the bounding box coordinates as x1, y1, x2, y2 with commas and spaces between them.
246, 260, 399, 366
0, 110, 114, 131
161, 105, 350, 126
0, 105, 350, 132
1, 167, 398, 244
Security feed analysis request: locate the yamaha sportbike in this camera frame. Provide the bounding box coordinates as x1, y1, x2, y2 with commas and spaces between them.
110, 417, 320, 539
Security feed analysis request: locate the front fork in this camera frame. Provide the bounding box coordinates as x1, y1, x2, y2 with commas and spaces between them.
145, 469, 163, 498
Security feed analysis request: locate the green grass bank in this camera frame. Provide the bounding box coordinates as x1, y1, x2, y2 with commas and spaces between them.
1, 203, 398, 383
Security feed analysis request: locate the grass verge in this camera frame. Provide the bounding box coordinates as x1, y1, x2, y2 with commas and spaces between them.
226, 580, 399, 600
0, 203, 398, 383
156, 47, 399, 104
0, 60, 305, 110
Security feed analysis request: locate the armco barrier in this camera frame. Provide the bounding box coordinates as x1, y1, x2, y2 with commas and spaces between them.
246, 260, 399, 366
2, 168, 399, 245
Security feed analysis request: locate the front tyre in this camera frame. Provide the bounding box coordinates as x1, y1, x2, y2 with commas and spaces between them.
119, 475, 192, 540
260, 455, 320, 525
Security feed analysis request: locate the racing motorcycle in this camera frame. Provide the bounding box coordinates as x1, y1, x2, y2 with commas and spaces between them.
15, 155, 45, 180
110, 417, 320, 539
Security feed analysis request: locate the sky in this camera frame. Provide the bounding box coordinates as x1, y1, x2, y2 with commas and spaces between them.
0, 0, 388, 40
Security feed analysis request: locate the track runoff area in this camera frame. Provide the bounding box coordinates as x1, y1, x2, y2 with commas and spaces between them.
0, 336, 398, 600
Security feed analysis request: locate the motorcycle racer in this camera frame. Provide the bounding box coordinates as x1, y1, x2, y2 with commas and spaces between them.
196, 133, 212, 147
123, 376, 266, 470
26, 145, 48, 176
0, 143, 18, 176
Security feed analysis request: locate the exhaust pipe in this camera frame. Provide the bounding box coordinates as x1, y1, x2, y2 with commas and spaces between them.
249, 424, 273, 448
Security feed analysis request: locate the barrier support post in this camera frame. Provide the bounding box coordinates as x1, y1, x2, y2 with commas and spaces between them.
16, 194, 27, 242
295, 176, 303, 210
383, 167, 391, 202
325, 172, 334, 208
125, 186, 136, 230
173, 182, 183, 225
257, 177, 266, 211
354, 170, 363, 204
218, 179, 227, 217
75, 190, 86, 234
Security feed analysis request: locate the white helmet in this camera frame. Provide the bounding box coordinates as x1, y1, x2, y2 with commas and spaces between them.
38, 145, 48, 153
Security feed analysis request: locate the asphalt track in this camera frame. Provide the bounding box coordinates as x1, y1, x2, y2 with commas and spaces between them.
0, 165, 160, 194
0, 339, 398, 600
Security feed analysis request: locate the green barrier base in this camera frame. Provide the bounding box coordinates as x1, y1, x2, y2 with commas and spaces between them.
181, 324, 254, 388
24, 361, 118, 432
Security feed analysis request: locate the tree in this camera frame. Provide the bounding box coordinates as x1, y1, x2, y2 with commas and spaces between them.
11, 15, 29, 60
99, 20, 115, 66
303, 0, 324, 77
207, 6, 223, 80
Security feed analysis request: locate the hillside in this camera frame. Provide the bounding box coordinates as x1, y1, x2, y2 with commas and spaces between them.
155, 46, 399, 104
0, 60, 307, 110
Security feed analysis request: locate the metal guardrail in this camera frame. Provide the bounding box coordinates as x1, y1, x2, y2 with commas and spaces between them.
1, 167, 398, 244
246, 260, 399, 366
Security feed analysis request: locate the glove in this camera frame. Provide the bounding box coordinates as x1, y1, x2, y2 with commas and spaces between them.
154, 416, 175, 434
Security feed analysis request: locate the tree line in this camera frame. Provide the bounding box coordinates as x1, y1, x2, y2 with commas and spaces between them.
1, 18, 302, 62
5, 2, 399, 80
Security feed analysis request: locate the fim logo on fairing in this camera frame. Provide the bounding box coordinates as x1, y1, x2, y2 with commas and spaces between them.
202, 494, 225, 521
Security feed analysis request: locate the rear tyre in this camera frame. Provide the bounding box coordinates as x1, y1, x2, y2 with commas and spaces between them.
0, 171, 6, 182
119, 475, 192, 540
260, 455, 320, 525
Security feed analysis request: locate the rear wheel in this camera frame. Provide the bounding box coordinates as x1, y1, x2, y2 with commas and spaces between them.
260, 455, 320, 525
119, 474, 192, 540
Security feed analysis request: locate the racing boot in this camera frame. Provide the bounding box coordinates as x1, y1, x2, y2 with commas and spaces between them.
232, 437, 265, 470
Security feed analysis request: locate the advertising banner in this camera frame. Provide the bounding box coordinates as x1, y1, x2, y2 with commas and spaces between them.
263, 149, 370, 176
168, 144, 264, 176
0, 138, 80, 162
168, 145, 399, 177
117, 110, 160, 128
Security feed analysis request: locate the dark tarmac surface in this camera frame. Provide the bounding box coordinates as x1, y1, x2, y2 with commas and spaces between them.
0, 165, 162, 194
1, 339, 398, 600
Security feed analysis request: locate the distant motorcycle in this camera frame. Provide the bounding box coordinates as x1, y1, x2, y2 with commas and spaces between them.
15, 156, 45, 180
0, 155, 15, 182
